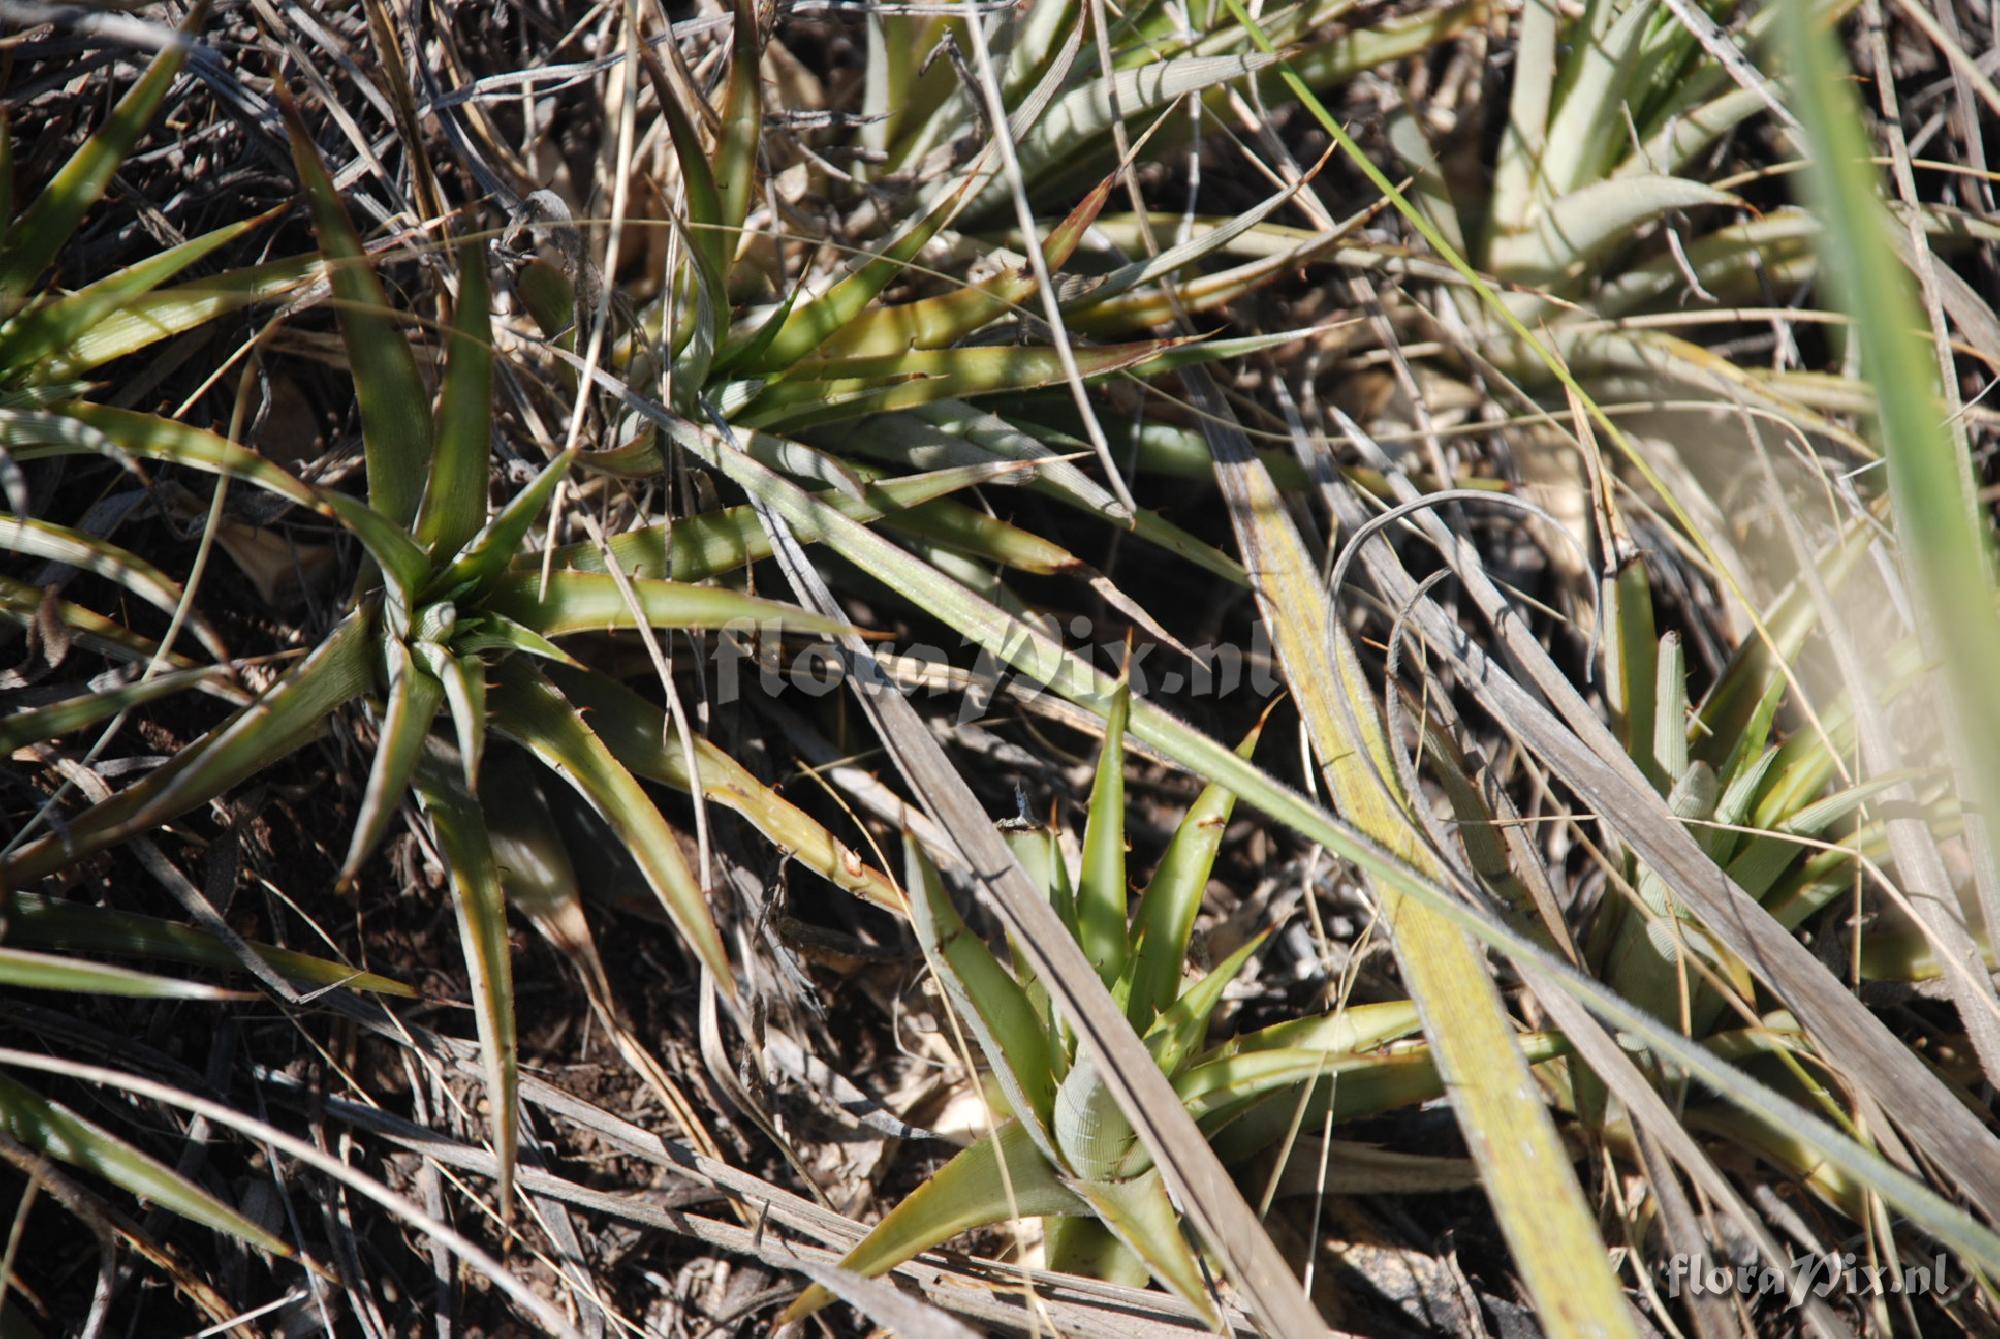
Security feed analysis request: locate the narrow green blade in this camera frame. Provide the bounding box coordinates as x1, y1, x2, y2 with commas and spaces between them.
1076, 686, 1131, 988
1069, 1168, 1216, 1323
3, 614, 374, 886
427, 449, 574, 598
486, 660, 730, 982
475, 570, 851, 640
411, 749, 519, 1212
780, 1121, 1082, 1324
0, 1070, 295, 1259
282, 97, 433, 527
338, 639, 445, 888
6, 892, 413, 997
1126, 717, 1261, 1026
903, 834, 1057, 1136
0, 209, 276, 377
0, 5, 207, 298
415, 240, 494, 559
713, 0, 762, 278
0, 946, 246, 1000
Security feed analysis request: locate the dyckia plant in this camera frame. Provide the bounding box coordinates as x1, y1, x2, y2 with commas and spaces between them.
0, 103, 882, 1210
785, 692, 1562, 1322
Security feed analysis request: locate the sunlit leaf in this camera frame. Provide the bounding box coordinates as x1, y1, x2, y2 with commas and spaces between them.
781, 1121, 1083, 1324
0, 947, 246, 1000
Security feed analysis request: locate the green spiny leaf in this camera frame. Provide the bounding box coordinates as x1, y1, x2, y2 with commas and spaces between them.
1068, 1168, 1216, 1323
416, 240, 494, 559
475, 569, 851, 639
0, 4, 209, 298
903, 835, 1057, 1139
781, 1121, 1082, 1324
1077, 686, 1131, 987
3, 613, 374, 886
339, 639, 446, 888
283, 97, 433, 527
1126, 716, 1261, 1026
486, 659, 730, 983
411, 747, 519, 1212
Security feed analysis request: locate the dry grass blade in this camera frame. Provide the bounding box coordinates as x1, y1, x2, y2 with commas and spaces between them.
1189, 365, 1638, 1339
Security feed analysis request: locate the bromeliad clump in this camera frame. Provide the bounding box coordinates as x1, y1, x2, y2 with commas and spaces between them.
785, 691, 1562, 1322
0, 98, 885, 1212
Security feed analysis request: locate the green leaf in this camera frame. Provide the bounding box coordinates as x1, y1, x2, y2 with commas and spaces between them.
283, 98, 433, 527
994, 53, 1277, 209
485, 660, 730, 981
903, 835, 1057, 1137
427, 449, 575, 599
1210, 999, 1425, 1063
781, 1121, 1083, 1324
0, 209, 278, 380
807, 175, 1115, 363
14, 402, 320, 511
319, 490, 430, 617
339, 639, 446, 888
0, 1070, 296, 1259
1077, 686, 1131, 987
714, 0, 762, 277
655, 53, 728, 319
438, 651, 488, 793
0, 946, 247, 1000
475, 570, 851, 639
739, 338, 1187, 429
410, 748, 519, 1211
42, 255, 319, 380
5, 892, 413, 996
1069, 1168, 1216, 1323
1784, 0, 2000, 947
532, 461, 1031, 583
739, 183, 972, 375
415, 240, 494, 560
0, 6, 206, 298
1126, 717, 1261, 1026
1141, 930, 1268, 1080
3, 612, 375, 886
541, 664, 900, 910
0, 576, 195, 673
0, 665, 233, 753
1490, 176, 1741, 288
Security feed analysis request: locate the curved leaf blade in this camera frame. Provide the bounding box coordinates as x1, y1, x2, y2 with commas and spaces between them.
486, 660, 730, 982
282, 98, 433, 527
0, 1070, 296, 1260
781, 1121, 1082, 1324
411, 749, 519, 1212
